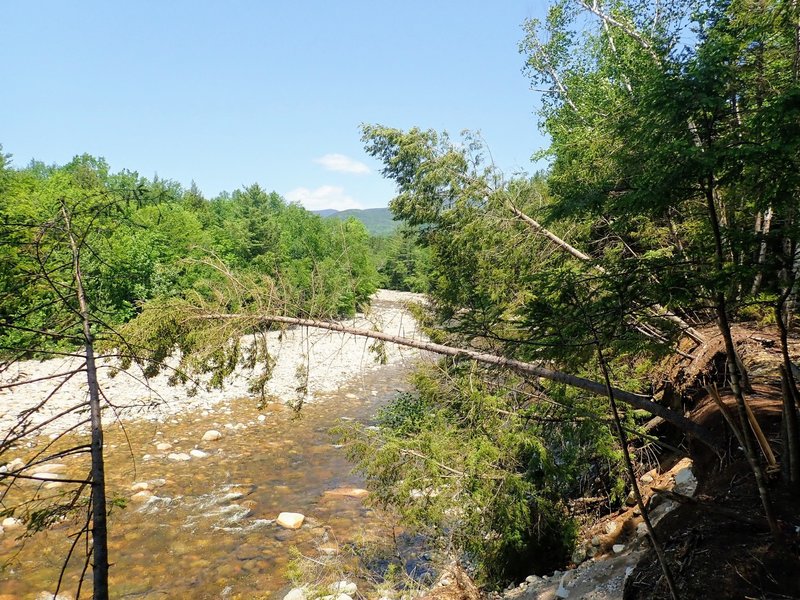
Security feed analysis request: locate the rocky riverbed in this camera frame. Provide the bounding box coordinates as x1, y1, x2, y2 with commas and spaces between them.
0, 290, 429, 599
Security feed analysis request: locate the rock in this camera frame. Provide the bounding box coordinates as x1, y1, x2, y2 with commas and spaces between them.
131, 491, 153, 502
587, 545, 598, 557
202, 430, 222, 442
283, 589, 306, 600
323, 487, 369, 499
190, 449, 209, 459
44, 482, 64, 489
35, 593, 73, 600
612, 544, 625, 554
167, 453, 191, 461
637, 522, 648, 537
605, 521, 618, 535
329, 581, 357, 595
525, 575, 538, 583
6, 458, 25, 471
2, 517, 23, 530
0, 526, 4, 535
641, 473, 654, 484
571, 545, 587, 564
625, 490, 637, 506
258, 415, 266, 422
156, 442, 173, 451
30, 463, 67, 474
276, 512, 305, 529
591, 535, 602, 546
31, 472, 64, 481
131, 482, 150, 491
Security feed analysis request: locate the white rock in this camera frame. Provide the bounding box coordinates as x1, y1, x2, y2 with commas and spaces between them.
156, 442, 173, 451
31, 472, 64, 481
641, 473, 654, 484
605, 521, 618, 535
131, 482, 150, 491
2, 517, 23, 529
190, 449, 209, 459
258, 414, 266, 422
131, 490, 153, 502
202, 430, 222, 441
329, 581, 357, 595
674, 467, 694, 485
30, 463, 67, 474
612, 544, 625, 553
142, 454, 152, 461
35, 592, 73, 600
283, 588, 306, 600
6, 458, 25, 471
167, 453, 191, 461
44, 482, 64, 489
0, 526, 4, 535
276, 512, 305, 529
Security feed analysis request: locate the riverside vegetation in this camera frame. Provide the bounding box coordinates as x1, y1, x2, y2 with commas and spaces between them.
2, 0, 800, 598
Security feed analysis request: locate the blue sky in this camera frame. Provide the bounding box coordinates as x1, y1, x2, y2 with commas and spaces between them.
2, 1, 550, 210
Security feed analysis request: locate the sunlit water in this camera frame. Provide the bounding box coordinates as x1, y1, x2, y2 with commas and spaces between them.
0, 362, 416, 599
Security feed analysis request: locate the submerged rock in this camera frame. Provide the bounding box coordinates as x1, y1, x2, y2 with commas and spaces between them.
276, 512, 305, 529
167, 453, 191, 461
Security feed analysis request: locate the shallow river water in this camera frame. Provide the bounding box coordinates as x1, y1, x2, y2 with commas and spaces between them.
0, 360, 417, 599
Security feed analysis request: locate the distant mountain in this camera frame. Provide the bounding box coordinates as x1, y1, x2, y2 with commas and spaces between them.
314, 207, 398, 236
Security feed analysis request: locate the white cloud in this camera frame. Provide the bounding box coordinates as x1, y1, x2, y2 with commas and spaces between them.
285, 185, 363, 212
314, 153, 370, 174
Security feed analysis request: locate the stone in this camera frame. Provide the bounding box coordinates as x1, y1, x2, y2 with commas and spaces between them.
276, 512, 305, 529
612, 544, 625, 554
323, 487, 369, 499
167, 453, 191, 461
31, 472, 65, 481
329, 581, 357, 595
625, 490, 637, 506
156, 442, 173, 451
2, 517, 22, 530
44, 482, 64, 489
35, 593, 73, 600
202, 430, 222, 442
190, 449, 209, 459
637, 522, 648, 537
605, 521, 618, 535
258, 415, 266, 422
587, 545, 598, 557
30, 463, 67, 474
131, 491, 153, 502
6, 458, 25, 471
571, 545, 587, 564
525, 575, 538, 583
591, 535, 601, 546
131, 482, 150, 491
283, 589, 306, 600
641, 473, 654, 484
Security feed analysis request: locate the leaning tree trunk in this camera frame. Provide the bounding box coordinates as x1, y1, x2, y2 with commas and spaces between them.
63, 204, 109, 600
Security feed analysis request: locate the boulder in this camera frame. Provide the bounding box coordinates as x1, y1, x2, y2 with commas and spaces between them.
202, 430, 222, 442
283, 589, 306, 600
276, 512, 305, 529
167, 453, 191, 461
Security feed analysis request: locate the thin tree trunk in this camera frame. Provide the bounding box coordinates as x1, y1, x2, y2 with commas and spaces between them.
703, 184, 782, 540
780, 366, 800, 487
199, 310, 719, 450
506, 202, 705, 344
63, 204, 109, 600
594, 339, 680, 600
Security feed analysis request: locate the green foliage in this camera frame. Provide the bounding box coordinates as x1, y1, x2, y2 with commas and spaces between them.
340, 362, 626, 587
0, 153, 381, 357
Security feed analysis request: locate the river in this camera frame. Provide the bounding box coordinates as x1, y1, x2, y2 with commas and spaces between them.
0, 293, 426, 599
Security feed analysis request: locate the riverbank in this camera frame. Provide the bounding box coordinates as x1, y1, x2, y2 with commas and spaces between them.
0, 290, 426, 437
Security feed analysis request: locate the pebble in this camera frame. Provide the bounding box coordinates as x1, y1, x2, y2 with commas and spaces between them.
30, 463, 67, 474
31, 472, 65, 481
283, 589, 306, 600
190, 449, 209, 459
276, 512, 305, 529
641, 473, 654, 484
156, 442, 173, 451
2, 517, 23, 530
612, 544, 625, 554
202, 430, 222, 442
167, 453, 191, 461
258, 415, 266, 422
131, 482, 150, 491
604, 521, 618, 535
329, 581, 357, 595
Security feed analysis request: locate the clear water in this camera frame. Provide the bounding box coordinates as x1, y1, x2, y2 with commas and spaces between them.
0, 363, 414, 599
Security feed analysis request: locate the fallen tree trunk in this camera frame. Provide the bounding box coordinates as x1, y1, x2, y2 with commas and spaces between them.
201, 310, 718, 450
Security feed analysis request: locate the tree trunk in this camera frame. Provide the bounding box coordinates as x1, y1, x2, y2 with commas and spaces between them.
63, 204, 109, 600
201, 310, 719, 450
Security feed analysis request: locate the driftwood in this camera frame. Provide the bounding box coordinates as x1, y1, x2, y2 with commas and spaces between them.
202, 310, 719, 450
